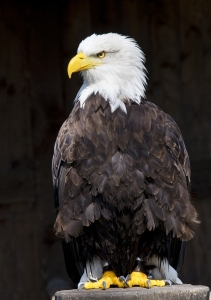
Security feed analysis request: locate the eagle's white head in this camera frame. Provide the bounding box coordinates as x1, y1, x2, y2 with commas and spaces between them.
67, 33, 147, 113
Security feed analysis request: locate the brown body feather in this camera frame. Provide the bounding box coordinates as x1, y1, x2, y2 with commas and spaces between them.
52, 94, 198, 280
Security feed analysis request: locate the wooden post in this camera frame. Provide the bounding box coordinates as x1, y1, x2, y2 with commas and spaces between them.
55, 285, 210, 300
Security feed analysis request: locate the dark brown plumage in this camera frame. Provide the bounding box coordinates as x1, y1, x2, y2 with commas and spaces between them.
52, 93, 198, 283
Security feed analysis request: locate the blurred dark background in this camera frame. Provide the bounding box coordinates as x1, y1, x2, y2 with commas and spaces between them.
0, 0, 210, 299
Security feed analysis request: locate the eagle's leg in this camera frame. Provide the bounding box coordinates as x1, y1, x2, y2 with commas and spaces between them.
120, 257, 166, 288
146, 255, 183, 284
78, 256, 104, 289
78, 256, 124, 289
122, 255, 183, 288
84, 271, 125, 289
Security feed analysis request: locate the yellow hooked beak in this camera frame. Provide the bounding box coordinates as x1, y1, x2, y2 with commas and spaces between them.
67, 52, 103, 78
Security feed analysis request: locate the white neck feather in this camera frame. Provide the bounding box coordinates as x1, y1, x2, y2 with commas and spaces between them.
74, 33, 147, 113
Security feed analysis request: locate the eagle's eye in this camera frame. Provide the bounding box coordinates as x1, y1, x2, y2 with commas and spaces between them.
97, 51, 106, 58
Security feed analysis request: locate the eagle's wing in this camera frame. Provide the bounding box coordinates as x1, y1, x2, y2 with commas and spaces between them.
165, 110, 190, 185
134, 101, 192, 271
138, 101, 197, 240
164, 110, 189, 272
52, 104, 84, 284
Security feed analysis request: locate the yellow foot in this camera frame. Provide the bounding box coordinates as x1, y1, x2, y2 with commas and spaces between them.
84, 271, 125, 289
126, 271, 166, 288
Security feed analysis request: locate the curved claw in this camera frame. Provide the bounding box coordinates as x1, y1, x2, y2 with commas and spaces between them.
119, 276, 127, 287
164, 280, 172, 287
102, 281, 107, 290
124, 274, 131, 287
125, 274, 131, 281
119, 275, 132, 288
119, 275, 126, 282
78, 283, 85, 290
146, 279, 151, 289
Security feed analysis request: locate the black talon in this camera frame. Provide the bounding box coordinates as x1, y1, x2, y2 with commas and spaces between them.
119, 275, 129, 288
164, 280, 172, 287
78, 283, 85, 290
125, 274, 131, 282
124, 274, 131, 287
102, 281, 107, 290
119, 275, 126, 282
146, 279, 151, 289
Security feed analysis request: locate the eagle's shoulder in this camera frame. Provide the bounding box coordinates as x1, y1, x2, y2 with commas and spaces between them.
140, 100, 190, 182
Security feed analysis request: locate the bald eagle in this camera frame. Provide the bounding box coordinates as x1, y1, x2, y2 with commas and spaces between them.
52, 33, 199, 289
